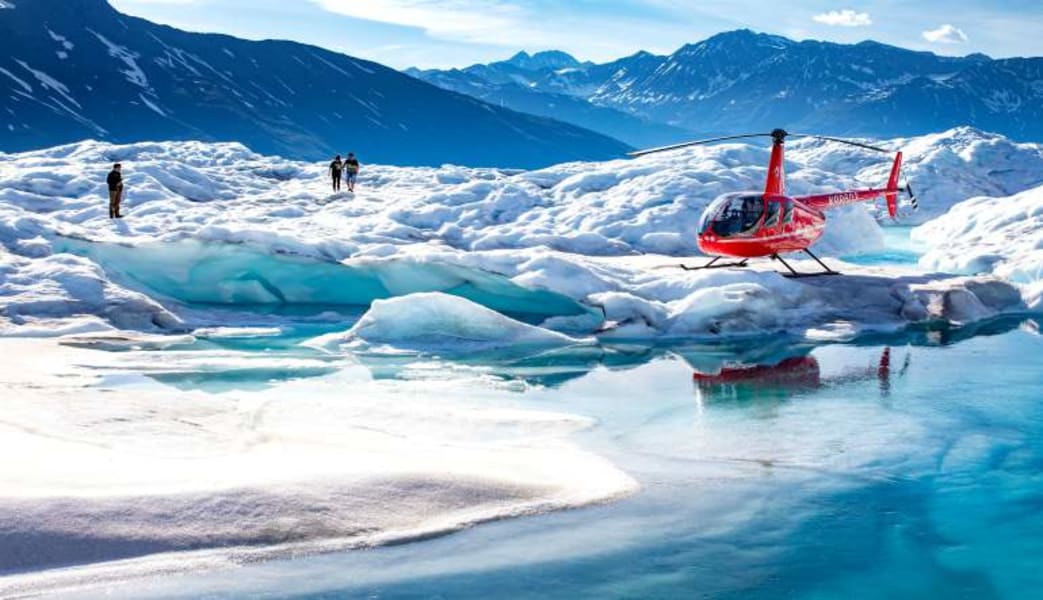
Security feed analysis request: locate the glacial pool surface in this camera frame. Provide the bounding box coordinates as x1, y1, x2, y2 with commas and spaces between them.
36, 315, 1043, 600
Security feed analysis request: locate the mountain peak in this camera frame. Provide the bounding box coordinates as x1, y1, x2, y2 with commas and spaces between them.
15, 0, 112, 11
505, 50, 581, 71
681, 29, 794, 54
8, 0, 117, 20
0, 0, 630, 167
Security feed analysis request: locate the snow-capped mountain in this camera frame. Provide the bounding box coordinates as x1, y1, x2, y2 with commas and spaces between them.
405, 63, 694, 148
502, 50, 589, 72
0, 0, 630, 168
414, 30, 1043, 143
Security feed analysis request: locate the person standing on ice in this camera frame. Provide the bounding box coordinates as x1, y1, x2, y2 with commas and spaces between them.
344, 152, 360, 193
106, 163, 124, 219
329, 154, 343, 192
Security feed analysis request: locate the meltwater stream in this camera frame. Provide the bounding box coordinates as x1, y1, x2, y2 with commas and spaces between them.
48, 315, 1043, 600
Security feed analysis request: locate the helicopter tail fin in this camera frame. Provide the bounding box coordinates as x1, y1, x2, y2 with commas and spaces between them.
884, 152, 903, 218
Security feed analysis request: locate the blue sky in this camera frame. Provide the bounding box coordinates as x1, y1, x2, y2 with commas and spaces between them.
109, 0, 1043, 69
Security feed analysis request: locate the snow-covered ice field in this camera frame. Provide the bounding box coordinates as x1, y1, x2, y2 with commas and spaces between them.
1, 127, 1042, 595
1, 126, 1040, 342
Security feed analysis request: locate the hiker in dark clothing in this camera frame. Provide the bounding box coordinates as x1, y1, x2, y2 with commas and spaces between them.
106, 163, 123, 219
329, 155, 343, 192
344, 152, 360, 193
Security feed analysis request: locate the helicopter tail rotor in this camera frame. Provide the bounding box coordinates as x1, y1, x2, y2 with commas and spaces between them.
906, 183, 919, 211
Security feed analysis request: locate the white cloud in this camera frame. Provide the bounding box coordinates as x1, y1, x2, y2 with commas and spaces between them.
307, 0, 695, 61
922, 24, 968, 44
812, 9, 872, 27
310, 0, 524, 45
115, 0, 197, 4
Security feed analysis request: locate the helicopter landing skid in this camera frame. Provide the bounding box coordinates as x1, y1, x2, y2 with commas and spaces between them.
773, 250, 840, 278
674, 256, 749, 271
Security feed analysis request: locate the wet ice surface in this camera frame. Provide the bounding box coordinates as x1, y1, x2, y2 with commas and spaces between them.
2, 314, 1042, 598
0, 332, 639, 596
14, 317, 1036, 599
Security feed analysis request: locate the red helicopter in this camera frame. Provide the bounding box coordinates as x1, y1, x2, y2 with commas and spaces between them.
631, 129, 917, 276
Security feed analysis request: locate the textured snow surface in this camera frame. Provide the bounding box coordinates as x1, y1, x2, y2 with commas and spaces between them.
0, 128, 1037, 342
914, 184, 1043, 309
0, 338, 636, 589
309, 292, 586, 352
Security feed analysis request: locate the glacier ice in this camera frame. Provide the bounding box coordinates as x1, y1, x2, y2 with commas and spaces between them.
307, 292, 586, 353
914, 183, 1043, 309
0, 130, 1039, 340
54, 238, 594, 320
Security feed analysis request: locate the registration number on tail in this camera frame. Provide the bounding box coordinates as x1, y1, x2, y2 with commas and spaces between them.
827, 192, 858, 205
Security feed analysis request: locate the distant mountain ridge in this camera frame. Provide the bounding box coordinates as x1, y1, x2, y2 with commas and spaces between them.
0, 0, 630, 167
503, 50, 588, 72
410, 30, 1043, 143
405, 57, 694, 148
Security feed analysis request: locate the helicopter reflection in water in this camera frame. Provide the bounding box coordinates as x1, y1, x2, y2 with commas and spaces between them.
687, 345, 911, 405
338, 317, 1031, 393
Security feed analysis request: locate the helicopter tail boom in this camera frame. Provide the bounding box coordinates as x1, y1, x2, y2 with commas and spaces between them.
794, 151, 905, 217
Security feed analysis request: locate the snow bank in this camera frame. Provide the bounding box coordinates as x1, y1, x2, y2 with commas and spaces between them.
0, 339, 637, 586
0, 249, 180, 333
309, 292, 585, 353
914, 184, 1043, 308
4, 128, 1034, 265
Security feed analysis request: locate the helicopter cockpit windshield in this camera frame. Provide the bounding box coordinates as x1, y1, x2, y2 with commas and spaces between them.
699, 193, 765, 237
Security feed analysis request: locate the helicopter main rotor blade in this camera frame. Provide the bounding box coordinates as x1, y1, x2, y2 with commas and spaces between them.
628, 133, 772, 157
788, 133, 892, 153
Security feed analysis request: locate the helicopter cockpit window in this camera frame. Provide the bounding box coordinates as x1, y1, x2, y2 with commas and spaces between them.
782, 200, 794, 224
764, 202, 782, 228
701, 194, 765, 237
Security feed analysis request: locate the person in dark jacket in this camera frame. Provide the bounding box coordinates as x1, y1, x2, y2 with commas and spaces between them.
106, 163, 124, 219
329, 155, 343, 192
